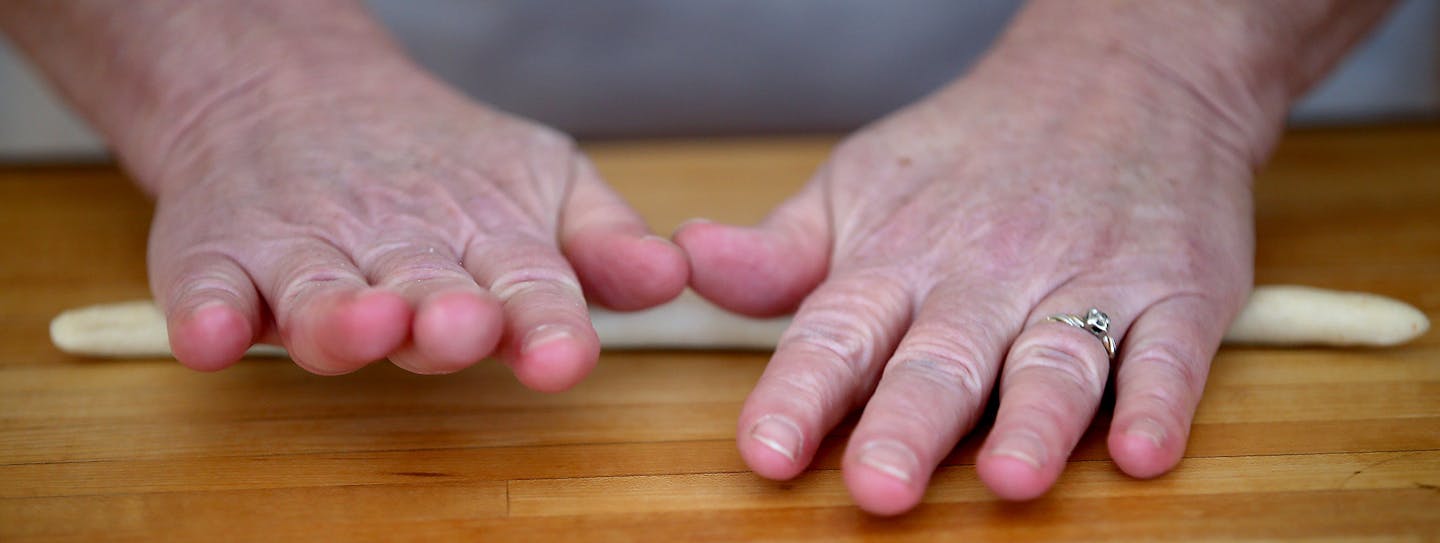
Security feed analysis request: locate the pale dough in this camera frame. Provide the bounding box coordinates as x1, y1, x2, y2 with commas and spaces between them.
49, 285, 1430, 359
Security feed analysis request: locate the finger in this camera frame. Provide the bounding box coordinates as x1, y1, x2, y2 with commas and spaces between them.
464, 236, 601, 392
560, 156, 689, 311
976, 288, 1138, 501
257, 240, 411, 375
674, 182, 830, 317
356, 239, 504, 375
150, 249, 263, 372
736, 272, 913, 480
841, 283, 1023, 516
1107, 294, 1232, 479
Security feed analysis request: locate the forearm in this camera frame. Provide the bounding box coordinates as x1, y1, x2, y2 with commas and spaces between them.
955, 0, 1394, 167
0, 0, 420, 192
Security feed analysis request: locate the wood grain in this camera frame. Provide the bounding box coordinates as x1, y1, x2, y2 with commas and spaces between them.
1, 125, 1438, 541
507, 451, 1440, 517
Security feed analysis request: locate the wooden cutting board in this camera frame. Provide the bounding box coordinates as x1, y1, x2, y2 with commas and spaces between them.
1, 126, 1437, 540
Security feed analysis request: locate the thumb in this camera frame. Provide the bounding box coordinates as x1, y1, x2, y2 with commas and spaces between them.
674, 181, 831, 317
559, 156, 690, 311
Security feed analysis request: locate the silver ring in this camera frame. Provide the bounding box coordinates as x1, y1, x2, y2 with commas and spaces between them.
1047, 308, 1117, 359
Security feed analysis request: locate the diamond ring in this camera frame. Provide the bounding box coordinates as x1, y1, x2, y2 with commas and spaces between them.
1047, 308, 1117, 359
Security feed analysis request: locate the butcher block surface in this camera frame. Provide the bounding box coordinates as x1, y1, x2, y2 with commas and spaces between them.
1, 125, 1437, 541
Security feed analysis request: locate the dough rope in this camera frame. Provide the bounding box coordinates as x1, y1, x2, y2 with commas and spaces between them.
49, 285, 1430, 358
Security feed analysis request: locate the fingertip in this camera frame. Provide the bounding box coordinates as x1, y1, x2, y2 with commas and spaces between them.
740, 449, 803, 481
976, 454, 1053, 501
568, 231, 689, 311
407, 290, 504, 374
169, 302, 254, 372
508, 325, 601, 392
560, 159, 691, 310
1108, 418, 1182, 479
844, 454, 925, 516
839, 437, 930, 515
302, 289, 411, 375
635, 235, 691, 304
739, 415, 807, 480
153, 253, 261, 372
976, 428, 1060, 501
674, 220, 825, 317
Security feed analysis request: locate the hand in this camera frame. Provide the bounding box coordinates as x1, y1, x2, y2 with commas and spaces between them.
147, 72, 687, 390
677, 66, 1255, 513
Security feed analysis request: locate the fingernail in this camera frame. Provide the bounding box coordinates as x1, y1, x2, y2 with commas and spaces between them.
523, 324, 572, 352
749, 415, 803, 462
1126, 418, 1167, 449
857, 439, 919, 483
675, 217, 713, 233
988, 431, 1046, 470
642, 234, 679, 248
185, 300, 226, 320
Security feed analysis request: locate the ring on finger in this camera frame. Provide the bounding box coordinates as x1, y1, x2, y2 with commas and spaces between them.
1047, 308, 1117, 359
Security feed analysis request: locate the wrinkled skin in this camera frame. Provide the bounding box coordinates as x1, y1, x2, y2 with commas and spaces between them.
146, 48, 1255, 515
4, 0, 1381, 521
148, 77, 689, 391
677, 65, 1255, 514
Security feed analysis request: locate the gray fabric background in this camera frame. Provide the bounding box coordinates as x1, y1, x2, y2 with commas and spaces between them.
365, 0, 1017, 136
1, 0, 1435, 159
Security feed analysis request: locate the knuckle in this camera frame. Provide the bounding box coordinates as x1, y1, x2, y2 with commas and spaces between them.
884, 359, 987, 431
1124, 338, 1209, 401
1123, 374, 1195, 430
768, 274, 912, 410
529, 126, 578, 154
1010, 334, 1109, 395
886, 348, 987, 401
274, 264, 352, 308
174, 270, 245, 299
866, 392, 956, 439
488, 266, 583, 302
504, 124, 579, 175
357, 240, 414, 265
358, 242, 473, 288
1008, 401, 1079, 438
362, 241, 458, 270
162, 252, 245, 298
1132, 387, 1192, 427
777, 321, 864, 406
781, 308, 874, 364
383, 263, 470, 287
282, 263, 349, 287
781, 279, 906, 377
769, 363, 854, 421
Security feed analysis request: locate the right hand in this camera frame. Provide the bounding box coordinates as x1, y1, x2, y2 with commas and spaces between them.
677, 61, 1256, 512
147, 70, 688, 390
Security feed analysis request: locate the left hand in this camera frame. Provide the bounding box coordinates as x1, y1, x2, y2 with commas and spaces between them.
676, 61, 1256, 514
